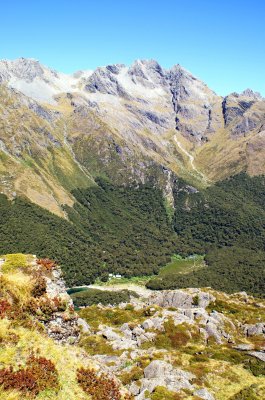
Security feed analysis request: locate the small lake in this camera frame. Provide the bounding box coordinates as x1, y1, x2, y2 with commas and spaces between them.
67, 287, 88, 295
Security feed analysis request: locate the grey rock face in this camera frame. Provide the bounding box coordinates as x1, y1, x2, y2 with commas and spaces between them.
198, 292, 216, 308
241, 89, 263, 100
144, 360, 173, 379
129, 381, 141, 395
205, 322, 223, 344
244, 323, 265, 337
248, 351, 265, 362
0, 58, 45, 83
148, 290, 194, 309
101, 326, 122, 341
77, 318, 91, 333
84, 67, 129, 98
125, 104, 169, 127
45, 267, 70, 301
137, 360, 194, 397
167, 65, 223, 141
222, 91, 265, 136
194, 388, 215, 400
44, 313, 80, 344
28, 101, 58, 122
128, 59, 168, 88
1, 57, 265, 157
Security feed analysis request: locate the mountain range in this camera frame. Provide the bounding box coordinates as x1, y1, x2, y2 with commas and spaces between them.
0, 57, 265, 216
0, 58, 264, 400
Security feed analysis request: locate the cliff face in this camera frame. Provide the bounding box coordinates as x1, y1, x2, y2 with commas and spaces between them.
0, 58, 264, 215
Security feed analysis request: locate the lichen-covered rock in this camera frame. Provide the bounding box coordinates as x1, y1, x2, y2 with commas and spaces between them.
137, 360, 194, 396
194, 388, 215, 400
247, 351, 265, 362
44, 313, 80, 344
147, 290, 193, 309
244, 323, 265, 337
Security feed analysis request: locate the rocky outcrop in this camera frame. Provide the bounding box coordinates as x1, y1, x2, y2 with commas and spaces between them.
0, 58, 45, 83
222, 90, 265, 136
194, 388, 215, 400
147, 289, 215, 309
74, 286, 265, 399
243, 322, 265, 337
36, 261, 86, 344
167, 65, 223, 141
132, 360, 195, 399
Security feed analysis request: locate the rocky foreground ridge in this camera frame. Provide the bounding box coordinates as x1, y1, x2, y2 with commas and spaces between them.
0, 253, 264, 399
78, 286, 265, 400
0, 254, 132, 399
0, 58, 265, 215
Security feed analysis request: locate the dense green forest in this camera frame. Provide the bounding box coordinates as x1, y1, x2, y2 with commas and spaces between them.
0, 173, 264, 295
0, 179, 176, 286
70, 288, 137, 307
147, 173, 265, 297
173, 173, 265, 254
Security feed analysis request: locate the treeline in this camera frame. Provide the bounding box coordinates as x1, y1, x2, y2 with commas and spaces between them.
0, 179, 177, 286
147, 173, 265, 297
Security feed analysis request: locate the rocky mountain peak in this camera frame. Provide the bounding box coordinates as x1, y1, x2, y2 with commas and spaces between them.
240, 88, 263, 100
0, 57, 48, 83
84, 64, 129, 98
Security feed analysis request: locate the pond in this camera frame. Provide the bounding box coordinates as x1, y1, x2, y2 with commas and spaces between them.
67, 287, 88, 295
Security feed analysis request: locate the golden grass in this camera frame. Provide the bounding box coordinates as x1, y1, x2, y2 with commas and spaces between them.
0, 319, 94, 399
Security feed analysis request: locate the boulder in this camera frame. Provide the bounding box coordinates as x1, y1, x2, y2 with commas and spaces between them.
244, 323, 265, 337
77, 318, 90, 333
197, 292, 215, 308
148, 290, 193, 309
194, 388, 215, 400
248, 351, 265, 362
139, 360, 194, 394
100, 327, 121, 341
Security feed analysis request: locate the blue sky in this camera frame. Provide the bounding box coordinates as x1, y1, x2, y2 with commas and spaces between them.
1, 0, 264, 96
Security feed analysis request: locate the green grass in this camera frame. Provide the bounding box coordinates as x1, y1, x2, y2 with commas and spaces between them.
158, 254, 205, 277
96, 275, 152, 287
2, 253, 28, 272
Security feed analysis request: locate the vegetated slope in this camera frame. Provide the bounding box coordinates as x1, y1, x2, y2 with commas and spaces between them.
0, 254, 131, 400
147, 173, 265, 297
0, 172, 264, 294
0, 180, 176, 286
1, 253, 265, 400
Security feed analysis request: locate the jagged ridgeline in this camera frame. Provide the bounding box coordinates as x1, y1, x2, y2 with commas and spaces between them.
0, 173, 264, 295
0, 179, 176, 286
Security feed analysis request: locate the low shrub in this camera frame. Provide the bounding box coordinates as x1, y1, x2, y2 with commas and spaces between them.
77, 367, 122, 400
0, 354, 59, 397
120, 366, 143, 385
0, 298, 11, 318
79, 335, 120, 356
31, 276, 47, 297
37, 258, 57, 271
230, 384, 260, 399
79, 306, 147, 329
154, 320, 192, 350
150, 386, 183, 399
